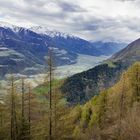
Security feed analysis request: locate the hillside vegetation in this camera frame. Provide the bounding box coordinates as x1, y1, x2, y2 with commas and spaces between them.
61, 38, 140, 104
0, 62, 140, 140
65, 62, 140, 140
61, 61, 127, 104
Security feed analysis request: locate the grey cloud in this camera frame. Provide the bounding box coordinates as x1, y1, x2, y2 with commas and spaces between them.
116, 0, 136, 1
0, 0, 67, 21
57, 1, 85, 12
63, 14, 140, 42
0, 0, 140, 43
23, 0, 47, 7
22, 0, 85, 13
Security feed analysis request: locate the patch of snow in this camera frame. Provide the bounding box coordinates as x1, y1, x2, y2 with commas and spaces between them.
49, 47, 68, 56
0, 21, 29, 33
0, 47, 9, 50
0, 21, 17, 29
0, 65, 4, 67
0, 48, 24, 58
60, 57, 70, 60
0, 22, 80, 40
10, 58, 24, 62
30, 26, 79, 39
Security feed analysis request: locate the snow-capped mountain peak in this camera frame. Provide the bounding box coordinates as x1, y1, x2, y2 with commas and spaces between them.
0, 22, 79, 39
0, 21, 17, 29
0, 21, 29, 33
30, 26, 78, 39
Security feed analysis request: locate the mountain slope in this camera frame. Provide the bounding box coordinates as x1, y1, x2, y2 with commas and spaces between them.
110, 38, 140, 63
61, 38, 140, 104
66, 62, 140, 139
92, 41, 126, 56
30, 26, 102, 56
0, 23, 98, 78
0, 22, 125, 79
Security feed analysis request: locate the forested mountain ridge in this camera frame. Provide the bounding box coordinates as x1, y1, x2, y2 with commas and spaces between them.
65, 62, 140, 140
61, 38, 140, 104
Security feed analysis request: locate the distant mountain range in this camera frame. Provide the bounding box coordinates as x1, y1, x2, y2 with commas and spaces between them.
61, 38, 140, 104
0, 22, 126, 79
92, 41, 126, 56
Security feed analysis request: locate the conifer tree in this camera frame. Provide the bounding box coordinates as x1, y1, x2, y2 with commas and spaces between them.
20, 78, 30, 140
10, 76, 18, 140
117, 74, 126, 140
46, 48, 55, 140
28, 84, 31, 140
98, 90, 108, 129
131, 64, 140, 102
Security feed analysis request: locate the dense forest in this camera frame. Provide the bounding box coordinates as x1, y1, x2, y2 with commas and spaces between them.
0, 1, 140, 139
0, 50, 140, 140
61, 61, 126, 104
66, 62, 140, 140
61, 38, 140, 105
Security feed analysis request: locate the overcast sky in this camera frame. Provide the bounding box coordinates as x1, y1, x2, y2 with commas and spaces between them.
0, 0, 140, 43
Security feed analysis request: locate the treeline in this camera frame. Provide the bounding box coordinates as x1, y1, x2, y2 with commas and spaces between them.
0, 49, 73, 140
65, 62, 140, 140
0, 76, 74, 140
61, 61, 128, 104
0, 52, 140, 140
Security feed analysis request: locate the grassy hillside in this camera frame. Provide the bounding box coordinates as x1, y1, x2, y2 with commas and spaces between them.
34, 79, 64, 95
33, 79, 68, 104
